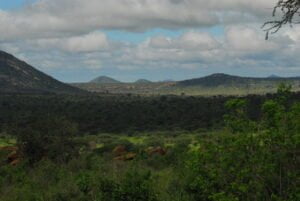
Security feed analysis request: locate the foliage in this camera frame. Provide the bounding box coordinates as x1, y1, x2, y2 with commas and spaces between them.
185, 85, 299, 201
0, 86, 299, 201
224, 99, 256, 133
16, 116, 79, 164
2, 93, 299, 134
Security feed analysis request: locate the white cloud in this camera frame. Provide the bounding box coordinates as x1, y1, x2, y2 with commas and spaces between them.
225, 26, 278, 52
0, 0, 278, 41
147, 31, 220, 50
1, 25, 299, 75
148, 36, 172, 49
62, 32, 109, 52
178, 32, 220, 50
1, 0, 300, 80
19, 32, 111, 53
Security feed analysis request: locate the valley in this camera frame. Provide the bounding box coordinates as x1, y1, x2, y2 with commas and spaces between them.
0, 50, 299, 201
72, 74, 300, 96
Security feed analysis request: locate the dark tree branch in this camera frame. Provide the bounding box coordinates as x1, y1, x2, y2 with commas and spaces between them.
263, 0, 300, 39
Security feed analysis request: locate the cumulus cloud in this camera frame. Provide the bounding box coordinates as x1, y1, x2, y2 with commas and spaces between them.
33, 32, 111, 53
225, 26, 278, 53
0, 0, 278, 41
1, 0, 299, 80
148, 32, 220, 50
1, 25, 299, 75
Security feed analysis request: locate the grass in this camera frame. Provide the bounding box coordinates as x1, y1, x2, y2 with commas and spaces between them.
0, 131, 208, 152
120, 136, 148, 145
0, 136, 16, 147
188, 143, 201, 152
73, 82, 300, 96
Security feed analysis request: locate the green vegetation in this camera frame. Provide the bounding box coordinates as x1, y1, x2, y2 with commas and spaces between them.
1, 91, 300, 134
0, 84, 299, 201
0, 136, 16, 147
73, 74, 300, 96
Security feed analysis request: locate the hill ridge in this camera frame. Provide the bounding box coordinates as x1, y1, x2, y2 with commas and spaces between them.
178, 73, 300, 87
90, 76, 121, 84
0, 50, 83, 94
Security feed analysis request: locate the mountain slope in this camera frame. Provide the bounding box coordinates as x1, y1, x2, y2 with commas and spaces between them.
178, 73, 300, 87
90, 76, 121, 84
0, 50, 83, 94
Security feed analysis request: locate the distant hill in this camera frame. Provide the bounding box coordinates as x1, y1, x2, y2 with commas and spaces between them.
160, 79, 175, 83
0, 50, 83, 94
135, 79, 152, 84
90, 76, 121, 84
178, 73, 300, 87
73, 73, 300, 96
268, 74, 281, 79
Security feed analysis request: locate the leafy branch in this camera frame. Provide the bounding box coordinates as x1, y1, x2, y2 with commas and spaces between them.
263, 0, 300, 39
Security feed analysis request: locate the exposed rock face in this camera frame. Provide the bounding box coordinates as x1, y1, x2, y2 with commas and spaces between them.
112, 145, 137, 161
146, 146, 167, 156
0, 146, 21, 166
0, 50, 83, 94
114, 153, 137, 161
113, 145, 127, 157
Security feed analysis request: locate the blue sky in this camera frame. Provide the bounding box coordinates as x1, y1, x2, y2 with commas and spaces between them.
0, 0, 299, 82
104, 26, 224, 44
0, 0, 26, 10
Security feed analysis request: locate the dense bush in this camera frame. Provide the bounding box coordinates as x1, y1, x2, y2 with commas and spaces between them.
0, 87, 299, 201
16, 116, 79, 164
0, 93, 280, 134
184, 84, 299, 201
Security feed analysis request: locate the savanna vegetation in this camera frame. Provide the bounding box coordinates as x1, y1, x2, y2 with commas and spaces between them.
1, 90, 300, 134
0, 84, 299, 201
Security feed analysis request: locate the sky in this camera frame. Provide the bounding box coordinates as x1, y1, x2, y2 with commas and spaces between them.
0, 0, 299, 82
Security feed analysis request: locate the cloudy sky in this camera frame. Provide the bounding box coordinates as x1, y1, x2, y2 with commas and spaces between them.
0, 0, 299, 82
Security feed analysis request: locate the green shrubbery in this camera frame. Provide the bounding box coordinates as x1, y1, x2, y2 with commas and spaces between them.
184, 84, 299, 201
16, 116, 79, 164
0, 85, 299, 201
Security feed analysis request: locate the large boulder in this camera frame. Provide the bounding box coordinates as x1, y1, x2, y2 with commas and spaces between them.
113, 145, 127, 156
0, 146, 18, 152
146, 146, 167, 156
114, 152, 137, 161
0, 146, 21, 166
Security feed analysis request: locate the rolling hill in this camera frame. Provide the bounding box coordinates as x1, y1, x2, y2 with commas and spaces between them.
73, 73, 300, 96
0, 50, 83, 94
178, 73, 300, 87
90, 76, 121, 84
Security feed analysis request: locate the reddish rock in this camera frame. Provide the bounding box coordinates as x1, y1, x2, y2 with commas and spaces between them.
7, 151, 18, 163
146, 146, 166, 156
10, 159, 20, 166
124, 152, 137, 160
113, 145, 127, 156
0, 146, 21, 166
114, 152, 137, 161
0, 146, 18, 152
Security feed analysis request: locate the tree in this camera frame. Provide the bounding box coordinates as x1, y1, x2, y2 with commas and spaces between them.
17, 116, 79, 164
263, 0, 300, 39
223, 99, 255, 133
